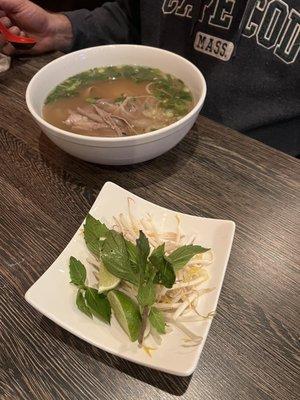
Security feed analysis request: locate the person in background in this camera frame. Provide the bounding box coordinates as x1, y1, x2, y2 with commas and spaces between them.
0, 0, 299, 156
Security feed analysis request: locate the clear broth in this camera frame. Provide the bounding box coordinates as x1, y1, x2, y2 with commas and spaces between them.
43, 79, 148, 137
43, 66, 194, 138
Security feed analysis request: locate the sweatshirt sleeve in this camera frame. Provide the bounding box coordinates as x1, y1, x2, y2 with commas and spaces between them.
63, 0, 140, 51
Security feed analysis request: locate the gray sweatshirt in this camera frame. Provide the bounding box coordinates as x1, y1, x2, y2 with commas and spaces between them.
64, 0, 300, 155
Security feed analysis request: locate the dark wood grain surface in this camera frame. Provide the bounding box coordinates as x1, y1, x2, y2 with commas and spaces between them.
0, 54, 299, 400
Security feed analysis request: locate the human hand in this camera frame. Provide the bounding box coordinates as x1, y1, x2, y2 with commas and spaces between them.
0, 0, 73, 55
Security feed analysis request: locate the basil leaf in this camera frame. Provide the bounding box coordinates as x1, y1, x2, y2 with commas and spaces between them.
101, 230, 137, 284
125, 240, 138, 272
168, 245, 210, 271
150, 245, 176, 288
136, 231, 150, 276
159, 258, 175, 288
137, 276, 156, 307
149, 244, 165, 267
69, 257, 86, 286
149, 307, 166, 334
76, 290, 92, 318
84, 214, 109, 258
85, 288, 111, 323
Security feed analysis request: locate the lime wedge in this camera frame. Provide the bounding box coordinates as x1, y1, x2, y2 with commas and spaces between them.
107, 290, 142, 342
98, 263, 120, 293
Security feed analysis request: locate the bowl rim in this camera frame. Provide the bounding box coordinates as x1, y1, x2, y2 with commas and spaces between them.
26, 44, 207, 143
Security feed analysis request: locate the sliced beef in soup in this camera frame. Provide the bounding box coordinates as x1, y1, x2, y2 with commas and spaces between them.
64, 102, 134, 137
43, 65, 194, 137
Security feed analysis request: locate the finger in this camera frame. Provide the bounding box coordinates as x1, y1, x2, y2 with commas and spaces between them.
9, 25, 21, 36
0, 26, 20, 50
0, 32, 6, 48
0, 0, 24, 13
1, 26, 21, 55
2, 28, 38, 56
0, 16, 12, 27
2, 42, 15, 56
2, 40, 38, 56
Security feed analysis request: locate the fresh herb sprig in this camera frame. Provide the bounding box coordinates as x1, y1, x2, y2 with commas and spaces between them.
70, 213, 209, 344
45, 65, 193, 120
69, 256, 111, 323
46, 66, 163, 104
150, 74, 193, 116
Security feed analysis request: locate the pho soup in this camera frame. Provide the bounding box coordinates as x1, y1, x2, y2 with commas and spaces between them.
43, 65, 194, 137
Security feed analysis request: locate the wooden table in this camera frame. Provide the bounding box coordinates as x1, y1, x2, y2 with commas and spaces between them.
0, 54, 299, 400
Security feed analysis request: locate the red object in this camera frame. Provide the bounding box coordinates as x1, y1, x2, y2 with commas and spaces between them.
0, 21, 36, 49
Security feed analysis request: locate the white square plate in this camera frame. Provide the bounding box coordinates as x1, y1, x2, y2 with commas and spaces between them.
25, 182, 235, 376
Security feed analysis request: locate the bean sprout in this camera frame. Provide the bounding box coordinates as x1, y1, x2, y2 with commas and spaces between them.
93, 198, 215, 349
